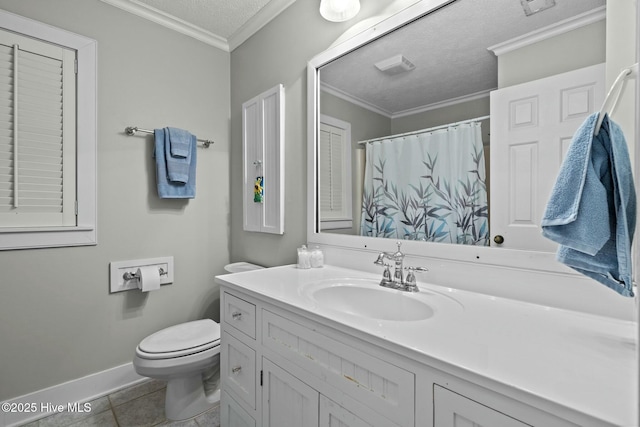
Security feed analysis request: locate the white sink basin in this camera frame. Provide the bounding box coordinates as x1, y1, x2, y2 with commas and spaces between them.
304, 278, 444, 321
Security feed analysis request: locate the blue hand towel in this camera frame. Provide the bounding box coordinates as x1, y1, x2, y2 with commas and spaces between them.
165, 127, 193, 184
154, 128, 197, 199
167, 127, 191, 158
541, 113, 636, 297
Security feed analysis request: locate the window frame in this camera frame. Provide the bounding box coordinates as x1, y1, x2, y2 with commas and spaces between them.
0, 10, 97, 250
319, 114, 352, 230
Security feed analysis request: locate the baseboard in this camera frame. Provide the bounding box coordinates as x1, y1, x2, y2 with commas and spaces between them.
1, 362, 145, 427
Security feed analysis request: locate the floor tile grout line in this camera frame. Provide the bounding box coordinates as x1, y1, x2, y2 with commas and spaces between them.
108, 381, 167, 409
110, 405, 121, 427
24, 379, 220, 427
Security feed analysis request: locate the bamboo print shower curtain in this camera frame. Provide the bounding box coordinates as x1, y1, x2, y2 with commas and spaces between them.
360, 122, 489, 245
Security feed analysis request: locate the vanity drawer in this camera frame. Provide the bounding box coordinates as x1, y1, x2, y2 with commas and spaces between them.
222, 331, 257, 410
223, 291, 256, 339
262, 310, 414, 427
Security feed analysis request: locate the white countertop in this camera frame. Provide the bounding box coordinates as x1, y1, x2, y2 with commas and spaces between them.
215, 264, 637, 426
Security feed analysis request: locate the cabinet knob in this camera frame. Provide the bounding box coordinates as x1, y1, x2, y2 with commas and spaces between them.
231, 366, 242, 374
493, 235, 505, 245
231, 312, 242, 320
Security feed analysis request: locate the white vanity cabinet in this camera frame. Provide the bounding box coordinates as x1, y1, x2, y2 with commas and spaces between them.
427, 380, 583, 427
433, 385, 530, 427
220, 291, 258, 426
220, 284, 603, 427
221, 288, 410, 427
220, 391, 255, 427
262, 358, 318, 426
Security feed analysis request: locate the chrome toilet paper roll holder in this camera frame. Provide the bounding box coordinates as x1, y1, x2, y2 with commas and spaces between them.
123, 267, 168, 282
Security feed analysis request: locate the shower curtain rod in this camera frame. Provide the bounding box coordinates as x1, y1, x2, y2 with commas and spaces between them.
357, 115, 490, 145
125, 126, 214, 148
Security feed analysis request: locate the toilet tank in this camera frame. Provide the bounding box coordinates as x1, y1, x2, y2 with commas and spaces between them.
224, 262, 264, 273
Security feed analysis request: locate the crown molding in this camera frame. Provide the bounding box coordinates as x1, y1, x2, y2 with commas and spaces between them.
228, 0, 298, 51
392, 89, 493, 119
321, 82, 393, 118
488, 6, 606, 57
321, 83, 493, 120
99, 0, 298, 52
98, 0, 229, 51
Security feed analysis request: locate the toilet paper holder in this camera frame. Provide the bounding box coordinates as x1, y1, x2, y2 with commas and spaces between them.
123, 267, 168, 282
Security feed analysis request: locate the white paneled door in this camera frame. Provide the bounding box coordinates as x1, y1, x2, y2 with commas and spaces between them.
490, 63, 605, 251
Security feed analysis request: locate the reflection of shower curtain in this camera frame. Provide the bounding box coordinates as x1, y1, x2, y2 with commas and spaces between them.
360, 122, 489, 245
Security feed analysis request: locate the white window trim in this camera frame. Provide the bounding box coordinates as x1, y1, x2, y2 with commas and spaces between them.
319, 114, 352, 230
0, 10, 97, 250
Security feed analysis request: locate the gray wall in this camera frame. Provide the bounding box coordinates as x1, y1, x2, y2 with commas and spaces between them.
320, 91, 392, 143
391, 97, 491, 144
498, 21, 606, 87
229, 0, 407, 267
0, 0, 230, 400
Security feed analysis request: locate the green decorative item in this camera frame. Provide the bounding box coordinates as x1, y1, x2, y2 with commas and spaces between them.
254, 176, 264, 203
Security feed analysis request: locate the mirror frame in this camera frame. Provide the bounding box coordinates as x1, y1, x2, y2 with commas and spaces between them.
307, 0, 589, 274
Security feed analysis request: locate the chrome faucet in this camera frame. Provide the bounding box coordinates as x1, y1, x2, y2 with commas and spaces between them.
374, 241, 428, 292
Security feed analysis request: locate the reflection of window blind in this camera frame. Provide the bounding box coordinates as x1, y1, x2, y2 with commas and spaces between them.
319, 123, 344, 216
0, 31, 76, 228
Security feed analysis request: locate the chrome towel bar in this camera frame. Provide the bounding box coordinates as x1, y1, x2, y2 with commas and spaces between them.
125, 126, 214, 148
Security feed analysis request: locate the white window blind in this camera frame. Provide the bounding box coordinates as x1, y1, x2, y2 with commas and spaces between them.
0, 30, 76, 228
319, 116, 352, 229
319, 123, 344, 214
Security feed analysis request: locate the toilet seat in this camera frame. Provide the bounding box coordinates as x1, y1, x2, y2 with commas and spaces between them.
136, 319, 221, 360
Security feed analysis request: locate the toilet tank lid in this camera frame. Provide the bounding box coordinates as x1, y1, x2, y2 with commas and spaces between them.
139, 319, 220, 354
224, 262, 264, 273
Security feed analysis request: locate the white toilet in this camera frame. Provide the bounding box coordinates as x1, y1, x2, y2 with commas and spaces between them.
133, 262, 263, 421
133, 319, 221, 420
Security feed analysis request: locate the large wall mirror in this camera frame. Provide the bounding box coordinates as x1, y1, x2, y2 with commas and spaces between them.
308, 0, 610, 272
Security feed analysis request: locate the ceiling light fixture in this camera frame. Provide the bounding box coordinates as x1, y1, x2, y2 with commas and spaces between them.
320, 0, 361, 22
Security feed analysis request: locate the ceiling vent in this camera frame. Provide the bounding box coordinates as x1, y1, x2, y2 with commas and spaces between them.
520, 0, 556, 16
374, 54, 415, 76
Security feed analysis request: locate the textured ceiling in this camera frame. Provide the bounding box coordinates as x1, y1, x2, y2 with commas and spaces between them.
111, 0, 606, 112
320, 0, 606, 116
134, 0, 274, 39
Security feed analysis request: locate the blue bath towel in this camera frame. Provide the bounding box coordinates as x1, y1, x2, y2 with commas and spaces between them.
541, 113, 636, 297
154, 128, 197, 199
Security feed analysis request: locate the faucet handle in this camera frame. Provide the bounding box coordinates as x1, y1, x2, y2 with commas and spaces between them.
377, 263, 395, 287
382, 264, 392, 282
374, 252, 387, 265
403, 266, 428, 292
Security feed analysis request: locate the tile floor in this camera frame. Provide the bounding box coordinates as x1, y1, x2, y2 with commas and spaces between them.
20, 379, 220, 427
